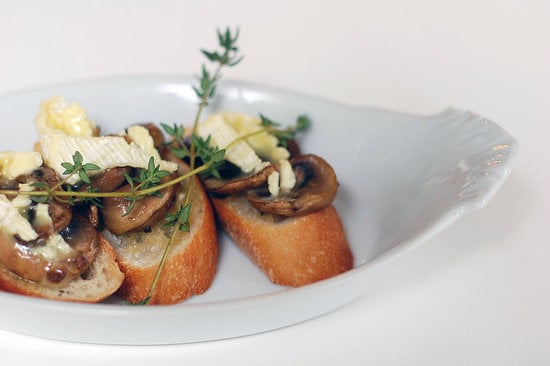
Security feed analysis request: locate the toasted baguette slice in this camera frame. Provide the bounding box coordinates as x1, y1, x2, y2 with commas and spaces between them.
104, 175, 218, 305
0, 236, 124, 303
211, 195, 353, 287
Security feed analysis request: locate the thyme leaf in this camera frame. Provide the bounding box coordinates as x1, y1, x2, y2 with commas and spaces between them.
80, 187, 103, 208
191, 135, 226, 179
138, 27, 242, 304
161, 122, 191, 159
259, 114, 312, 147
122, 157, 170, 216
0, 27, 245, 306
60, 151, 100, 185
160, 122, 186, 141
164, 204, 191, 232
29, 182, 51, 203
193, 27, 243, 124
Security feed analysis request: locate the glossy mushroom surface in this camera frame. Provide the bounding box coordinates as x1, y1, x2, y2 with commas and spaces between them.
100, 176, 176, 235
246, 154, 338, 217
0, 214, 99, 286
203, 163, 276, 196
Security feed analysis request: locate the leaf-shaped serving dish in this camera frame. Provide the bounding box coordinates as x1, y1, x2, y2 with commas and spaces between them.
0, 76, 518, 345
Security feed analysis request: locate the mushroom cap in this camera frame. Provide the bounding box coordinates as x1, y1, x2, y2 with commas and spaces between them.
203, 163, 276, 196
100, 175, 176, 235
246, 154, 338, 217
89, 167, 131, 193
0, 213, 99, 286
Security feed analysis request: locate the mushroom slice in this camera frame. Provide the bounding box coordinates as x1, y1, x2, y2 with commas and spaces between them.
90, 167, 131, 193
74, 167, 130, 228
246, 154, 338, 217
100, 175, 176, 235
285, 139, 302, 158
0, 213, 99, 286
203, 163, 277, 196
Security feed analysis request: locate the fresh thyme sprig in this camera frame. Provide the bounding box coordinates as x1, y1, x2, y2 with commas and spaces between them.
164, 204, 191, 233
0, 152, 218, 206
21, 153, 170, 212
160, 122, 190, 158
186, 26, 243, 188
138, 27, 242, 304
137, 202, 192, 305
60, 151, 101, 185
192, 27, 243, 133
0, 28, 245, 306
28, 182, 51, 204
71, 186, 104, 208
123, 157, 170, 215
189, 135, 226, 179
160, 124, 226, 180
27, 151, 101, 204
201, 29, 244, 68
0, 27, 313, 306
259, 113, 311, 147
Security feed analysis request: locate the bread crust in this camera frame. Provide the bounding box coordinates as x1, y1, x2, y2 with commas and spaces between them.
0, 236, 124, 303
212, 195, 353, 287
108, 176, 218, 305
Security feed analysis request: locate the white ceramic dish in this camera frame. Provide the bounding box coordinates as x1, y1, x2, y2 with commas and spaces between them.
0, 76, 518, 345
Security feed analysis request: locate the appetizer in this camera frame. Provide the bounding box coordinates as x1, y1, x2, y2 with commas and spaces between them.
0, 140, 124, 302
0, 27, 353, 305
194, 112, 353, 286
0, 96, 219, 304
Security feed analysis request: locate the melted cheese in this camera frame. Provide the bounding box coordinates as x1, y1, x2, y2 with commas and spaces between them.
197, 114, 262, 173
34, 96, 96, 137
199, 113, 297, 197
30, 233, 74, 261
221, 112, 290, 162
0, 151, 43, 180
0, 192, 73, 261
0, 195, 38, 242
278, 159, 296, 193
268, 171, 280, 196
33, 203, 52, 228
34, 97, 177, 184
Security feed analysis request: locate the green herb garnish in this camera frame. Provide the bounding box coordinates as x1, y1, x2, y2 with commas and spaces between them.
259, 113, 311, 147
0, 27, 312, 306
140, 27, 242, 304
164, 204, 191, 233
192, 27, 243, 131
121, 157, 170, 216
60, 151, 101, 185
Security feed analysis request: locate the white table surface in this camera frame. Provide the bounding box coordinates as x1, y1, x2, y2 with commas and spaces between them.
1, 1, 548, 365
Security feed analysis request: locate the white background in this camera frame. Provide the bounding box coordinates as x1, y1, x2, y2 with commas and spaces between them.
1, 1, 549, 365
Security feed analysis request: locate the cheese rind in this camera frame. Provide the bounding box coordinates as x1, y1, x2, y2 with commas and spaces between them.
199, 113, 297, 197
38, 127, 177, 184
221, 112, 290, 162
34, 97, 177, 184
197, 114, 262, 173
